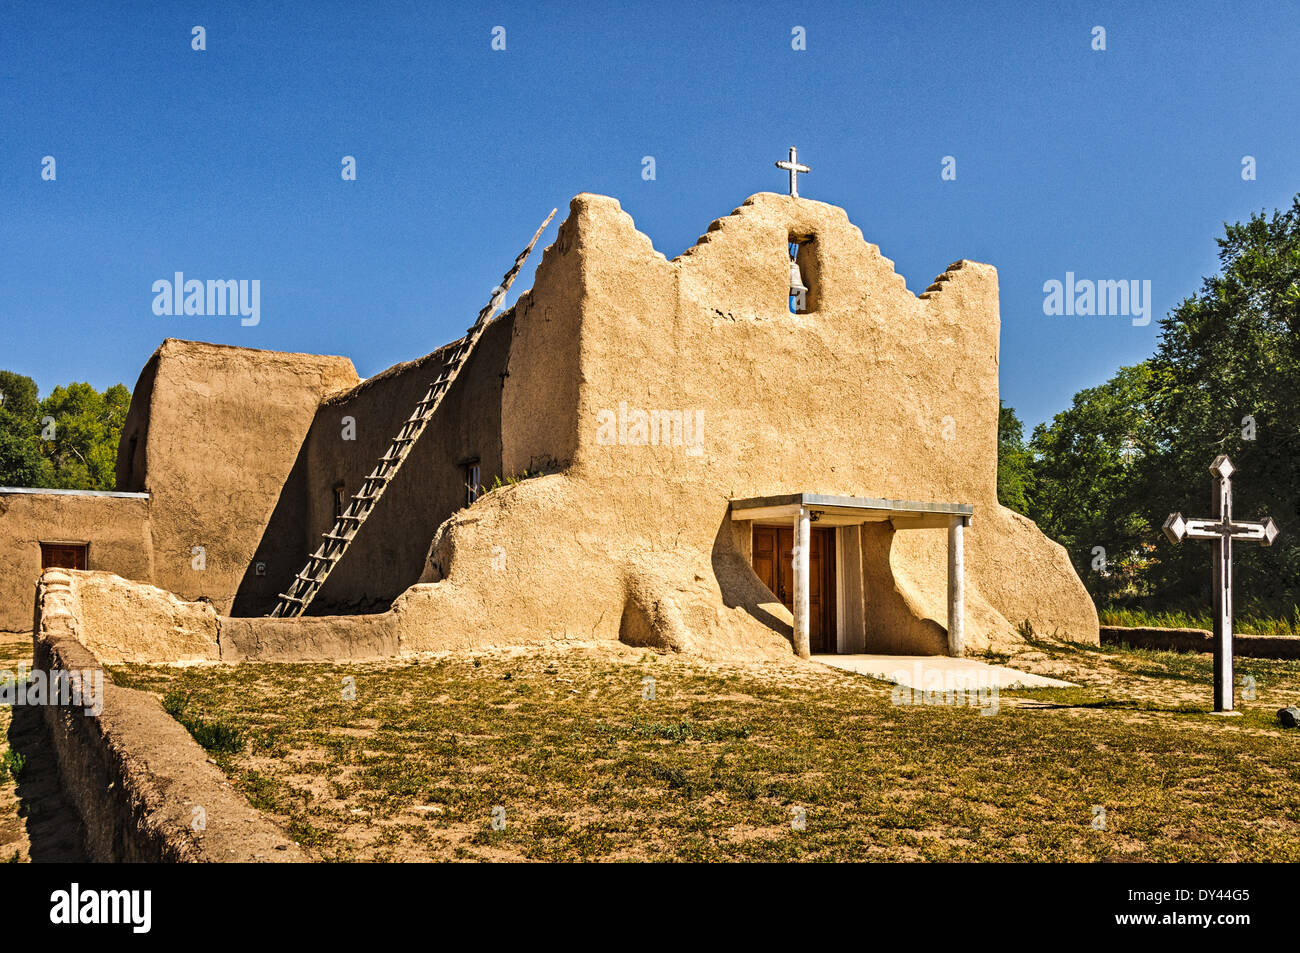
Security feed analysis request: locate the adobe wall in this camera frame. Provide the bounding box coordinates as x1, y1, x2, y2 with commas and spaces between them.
232, 315, 514, 615
395, 192, 1096, 657
127, 339, 358, 613
59, 193, 1094, 663
32, 570, 306, 861
0, 490, 152, 631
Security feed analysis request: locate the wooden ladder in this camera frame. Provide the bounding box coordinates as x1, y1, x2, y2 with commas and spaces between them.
270, 208, 557, 618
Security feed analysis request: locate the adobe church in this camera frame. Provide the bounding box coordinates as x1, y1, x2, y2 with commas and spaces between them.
0, 187, 1098, 661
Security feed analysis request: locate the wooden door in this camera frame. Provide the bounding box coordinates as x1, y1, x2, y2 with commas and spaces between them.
40, 543, 87, 570
751, 526, 836, 652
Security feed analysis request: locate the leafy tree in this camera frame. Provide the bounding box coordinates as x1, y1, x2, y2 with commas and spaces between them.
37, 382, 132, 489
0, 371, 51, 487
0, 371, 39, 421
996, 402, 1033, 514
0, 373, 130, 490
0, 428, 48, 486
1023, 195, 1300, 617
1026, 364, 1155, 602
1144, 195, 1300, 614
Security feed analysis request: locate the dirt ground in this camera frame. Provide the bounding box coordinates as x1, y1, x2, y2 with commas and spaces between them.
107, 634, 1300, 862
7, 622, 1300, 863
0, 630, 88, 863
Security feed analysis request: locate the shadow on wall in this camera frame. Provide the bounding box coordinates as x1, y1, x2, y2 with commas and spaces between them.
229, 440, 313, 617
710, 516, 793, 641
860, 522, 949, 655
706, 514, 950, 656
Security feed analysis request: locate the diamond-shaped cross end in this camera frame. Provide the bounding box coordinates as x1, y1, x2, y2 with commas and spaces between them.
1162, 512, 1187, 544
1210, 454, 1235, 480
1262, 516, 1280, 547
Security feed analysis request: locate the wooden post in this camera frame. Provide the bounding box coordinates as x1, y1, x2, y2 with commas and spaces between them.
793, 506, 811, 659
947, 516, 965, 657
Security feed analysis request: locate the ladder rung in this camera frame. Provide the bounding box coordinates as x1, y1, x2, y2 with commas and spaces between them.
270, 207, 554, 620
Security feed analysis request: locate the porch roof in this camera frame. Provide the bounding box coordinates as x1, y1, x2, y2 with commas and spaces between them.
729, 492, 972, 530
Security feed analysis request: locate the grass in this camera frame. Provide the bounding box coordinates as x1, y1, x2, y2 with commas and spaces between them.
108, 639, 1300, 862
160, 689, 245, 759
0, 750, 23, 784
1099, 606, 1300, 635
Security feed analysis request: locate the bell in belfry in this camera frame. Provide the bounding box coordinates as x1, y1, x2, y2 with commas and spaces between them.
789, 256, 809, 298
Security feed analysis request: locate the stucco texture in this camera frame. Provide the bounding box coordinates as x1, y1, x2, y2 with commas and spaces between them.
119, 338, 358, 613
16, 192, 1097, 664
0, 491, 152, 631
382, 192, 1097, 658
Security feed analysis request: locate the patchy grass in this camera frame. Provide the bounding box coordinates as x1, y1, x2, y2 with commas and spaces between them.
107, 638, 1300, 862
161, 689, 245, 758
1099, 606, 1300, 635
0, 750, 25, 784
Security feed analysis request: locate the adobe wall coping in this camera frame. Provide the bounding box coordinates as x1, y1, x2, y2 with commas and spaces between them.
0, 486, 151, 499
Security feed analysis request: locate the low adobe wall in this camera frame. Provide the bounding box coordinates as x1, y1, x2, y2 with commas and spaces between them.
53, 570, 399, 663
1101, 625, 1300, 660
0, 488, 152, 631
32, 570, 306, 861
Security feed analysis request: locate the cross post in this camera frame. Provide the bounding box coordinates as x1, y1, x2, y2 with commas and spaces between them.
775, 146, 810, 198
1162, 455, 1279, 712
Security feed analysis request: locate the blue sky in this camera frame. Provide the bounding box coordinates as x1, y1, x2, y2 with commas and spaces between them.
2, 0, 1297, 428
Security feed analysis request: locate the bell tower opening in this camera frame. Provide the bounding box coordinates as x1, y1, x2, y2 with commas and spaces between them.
788, 233, 818, 314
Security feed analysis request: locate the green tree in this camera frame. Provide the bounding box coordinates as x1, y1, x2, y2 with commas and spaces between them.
996, 402, 1033, 514
0, 371, 51, 487
1144, 195, 1300, 614
1025, 195, 1300, 617
0, 373, 130, 490
37, 382, 132, 489
1026, 364, 1155, 601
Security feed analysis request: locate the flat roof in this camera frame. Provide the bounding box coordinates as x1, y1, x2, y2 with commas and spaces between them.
730, 493, 971, 529
0, 486, 150, 499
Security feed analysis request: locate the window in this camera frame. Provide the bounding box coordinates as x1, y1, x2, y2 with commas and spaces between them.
464, 460, 482, 506
41, 542, 87, 570
333, 482, 346, 520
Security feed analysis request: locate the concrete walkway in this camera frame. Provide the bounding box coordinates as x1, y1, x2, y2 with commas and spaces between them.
814, 654, 1075, 690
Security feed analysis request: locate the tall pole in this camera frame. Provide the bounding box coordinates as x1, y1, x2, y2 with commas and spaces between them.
1212, 470, 1234, 712
948, 516, 965, 657
793, 506, 811, 659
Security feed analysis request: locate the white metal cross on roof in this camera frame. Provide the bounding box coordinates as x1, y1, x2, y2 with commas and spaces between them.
775, 146, 810, 198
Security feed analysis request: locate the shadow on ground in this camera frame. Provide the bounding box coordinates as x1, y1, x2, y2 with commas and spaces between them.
6, 706, 87, 862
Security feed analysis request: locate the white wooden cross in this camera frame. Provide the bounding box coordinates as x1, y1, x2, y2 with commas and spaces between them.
1162, 455, 1279, 712
775, 146, 810, 198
